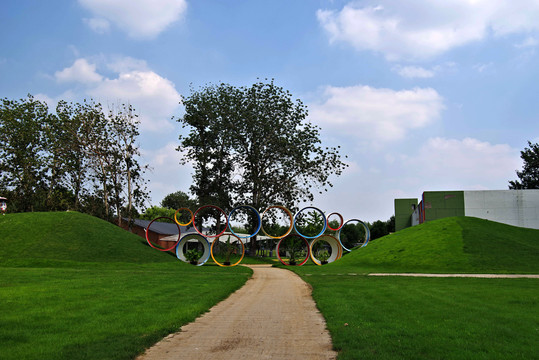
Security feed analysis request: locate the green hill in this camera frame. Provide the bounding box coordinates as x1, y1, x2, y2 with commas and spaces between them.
0, 211, 177, 267
330, 216, 539, 274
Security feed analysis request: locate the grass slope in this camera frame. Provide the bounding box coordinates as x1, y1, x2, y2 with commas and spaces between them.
323, 216, 539, 274
283, 217, 539, 359
0, 212, 252, 360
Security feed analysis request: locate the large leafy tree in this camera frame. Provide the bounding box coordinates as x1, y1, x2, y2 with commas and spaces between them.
509, 141, 539, 189
177, 79, 348, 251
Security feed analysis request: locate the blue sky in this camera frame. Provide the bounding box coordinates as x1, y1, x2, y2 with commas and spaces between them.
1, 0, 538, 222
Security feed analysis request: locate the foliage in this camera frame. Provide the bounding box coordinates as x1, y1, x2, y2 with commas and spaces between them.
177, 79, 348, 252
140, 206, 176, 223
161, 190, 197, 224
509, 140, 539, 189
184, 249, 202, 263
0, 95, 149, 223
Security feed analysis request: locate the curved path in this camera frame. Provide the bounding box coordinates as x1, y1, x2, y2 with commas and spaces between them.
137, 264, 337, 360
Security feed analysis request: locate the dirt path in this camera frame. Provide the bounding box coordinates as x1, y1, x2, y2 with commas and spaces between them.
136, 264, 337, 360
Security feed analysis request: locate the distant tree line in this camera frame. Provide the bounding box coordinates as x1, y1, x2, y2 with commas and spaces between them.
0, 95, 149, 225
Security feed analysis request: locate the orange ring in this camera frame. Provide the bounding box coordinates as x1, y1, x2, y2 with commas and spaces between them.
174, 207, 194, 227
210, 233, 245, 267
260, 205, 294, 239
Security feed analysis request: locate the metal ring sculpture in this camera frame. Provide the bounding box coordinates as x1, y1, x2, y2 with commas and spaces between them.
309, 235, 343, 265
337, 218, 371, 252
145, 216, 180, 252
293, 206, 327, 239
227, 205, 261, 239
174, 207, 194, 226
193, 205, 229, 238
210, 232, 245, 267
175, 233, 211, 266
260, 205, 294, 239
326, 212, 344, 231
276, 234, 310, 266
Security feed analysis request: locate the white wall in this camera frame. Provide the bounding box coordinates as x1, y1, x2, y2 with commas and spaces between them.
464, 190, 539, 229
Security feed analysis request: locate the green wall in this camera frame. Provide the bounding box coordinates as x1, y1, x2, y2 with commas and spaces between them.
423, 191, 465, 221
394, 198, 418, 232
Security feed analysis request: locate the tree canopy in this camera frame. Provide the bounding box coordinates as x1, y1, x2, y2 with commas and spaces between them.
509, 141, 539, 189
176, 80, 348, 250
0, 95, 149, 224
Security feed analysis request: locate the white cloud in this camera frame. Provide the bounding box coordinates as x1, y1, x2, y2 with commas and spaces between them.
309, 85, 444, 142
83, 17, 110, 34
54, 57, 181, 132
473, 62, 494, 73
406, 137, 521, 189
79, 0, 187, 39
392, 65, 435, 78
317, 0, 539, 60
54, 58, 103, 84
515, 36, 539, 48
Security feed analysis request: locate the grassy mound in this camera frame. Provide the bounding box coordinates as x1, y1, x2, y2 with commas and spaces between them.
0, 211, 178, 267
311, 216, 539, 274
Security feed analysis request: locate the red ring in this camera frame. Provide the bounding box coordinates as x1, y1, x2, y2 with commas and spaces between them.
193, 205, 229, 238
145, 216, 180, 252
276, 234, 310, 266
327, 212, 344, 231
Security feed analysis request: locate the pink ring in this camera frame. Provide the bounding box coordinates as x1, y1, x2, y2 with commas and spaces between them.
193, 205, 229, 238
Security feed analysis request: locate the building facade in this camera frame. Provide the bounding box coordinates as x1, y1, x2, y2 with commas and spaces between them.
395, 190, 539, 231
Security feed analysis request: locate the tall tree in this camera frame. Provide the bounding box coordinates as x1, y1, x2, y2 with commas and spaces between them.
0, 95, 50, 212
509, 141, 539, 189
177, 79, 348, 251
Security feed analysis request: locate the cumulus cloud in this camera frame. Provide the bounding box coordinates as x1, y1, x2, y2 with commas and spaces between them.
317, 0, 539, 60
79, 0, 187, 39
54, 57, 181, 132
55, 58, 103, 84
83, 17, 110, 34
406, 137, 521, 189
309, 85, 444, 142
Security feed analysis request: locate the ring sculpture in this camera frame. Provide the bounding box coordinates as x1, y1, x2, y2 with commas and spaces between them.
175, 233, 211, 266
145, 216, 180, 252
146, 205, 371, 266
276, 234, 310, 266
309, 234, 343, 265
210, 232, 245, 267
337, 218, 371, 252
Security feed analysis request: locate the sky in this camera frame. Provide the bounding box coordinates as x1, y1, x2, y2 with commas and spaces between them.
1, 0, 538, 223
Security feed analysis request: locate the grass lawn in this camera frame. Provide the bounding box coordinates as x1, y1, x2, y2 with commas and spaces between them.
282, 217, 539, 359
302, 274, 539, 360
0, 212, 252, 359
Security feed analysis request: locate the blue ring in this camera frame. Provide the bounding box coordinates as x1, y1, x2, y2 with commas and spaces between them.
293, 206, 327, 239
336, 219, 370, 252
227, 205, 261, 239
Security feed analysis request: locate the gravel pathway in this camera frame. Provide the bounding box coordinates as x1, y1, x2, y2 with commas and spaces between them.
136, 264, 337, 360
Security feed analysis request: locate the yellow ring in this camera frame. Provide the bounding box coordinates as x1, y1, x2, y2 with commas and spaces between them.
210, 233, 245, 267
174, 207, 194, 227
309, 235, 343, 266
260, 205, 294, 239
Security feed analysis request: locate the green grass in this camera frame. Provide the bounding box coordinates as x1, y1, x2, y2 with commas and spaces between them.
282, 217, 539, 359
0, 212, 252, 360
301, 216, 539, 274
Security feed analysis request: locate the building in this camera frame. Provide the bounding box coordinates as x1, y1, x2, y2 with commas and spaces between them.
395, 190, 539, 231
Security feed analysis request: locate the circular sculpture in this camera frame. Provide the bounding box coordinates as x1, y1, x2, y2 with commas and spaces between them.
228, 205, 261, 239
193, 205, 229, 238
210, 233, 245, 267
174, 207, 194, 227
145, 216, 180, 252
175, 233, 211, 266
309, 235, 343, 265
276, 234, 310, 266
260, 205, 294, 239
337, 219, 371, 252
326, 212, 344, 231
293, 206, 327, 239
